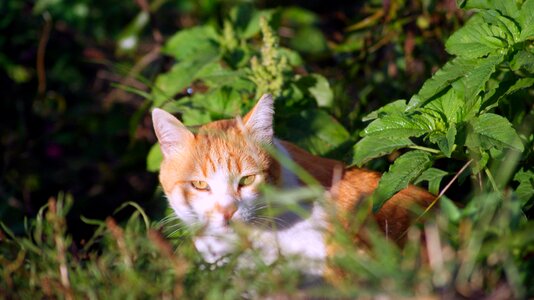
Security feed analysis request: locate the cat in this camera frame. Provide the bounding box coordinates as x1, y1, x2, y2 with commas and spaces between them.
152, 94, 435, 275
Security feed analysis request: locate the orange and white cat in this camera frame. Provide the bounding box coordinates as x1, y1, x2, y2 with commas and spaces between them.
152, 94, 434, 275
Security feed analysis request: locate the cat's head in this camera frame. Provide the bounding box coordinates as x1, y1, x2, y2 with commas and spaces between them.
152, 94, 278, 236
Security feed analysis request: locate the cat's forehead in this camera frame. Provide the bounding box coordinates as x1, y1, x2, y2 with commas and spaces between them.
197, 119, 239, 132
187, 119, 269, 177
194, 119, 246, 149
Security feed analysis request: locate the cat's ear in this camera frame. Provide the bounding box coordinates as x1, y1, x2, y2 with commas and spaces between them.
242, 94, 274, 144
152, 108, 194, 158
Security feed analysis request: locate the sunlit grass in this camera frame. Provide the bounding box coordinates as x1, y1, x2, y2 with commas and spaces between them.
1, 182, 532, 299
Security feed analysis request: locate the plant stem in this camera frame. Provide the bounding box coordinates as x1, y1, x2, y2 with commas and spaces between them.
397, 159, 473, 242
408, 145, 441, 154
484, 168, 501, 193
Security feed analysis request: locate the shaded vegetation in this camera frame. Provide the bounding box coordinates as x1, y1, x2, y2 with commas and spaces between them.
1, 0, 533, 298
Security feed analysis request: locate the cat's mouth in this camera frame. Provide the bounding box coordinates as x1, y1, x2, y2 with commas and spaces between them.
198, 219, 236, 236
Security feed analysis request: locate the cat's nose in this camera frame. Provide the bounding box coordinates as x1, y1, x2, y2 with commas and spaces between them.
215, 203, 237, 222
223, 206, 237, 222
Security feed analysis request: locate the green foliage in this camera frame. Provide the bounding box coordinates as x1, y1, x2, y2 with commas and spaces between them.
514, 169, 534, 209
2, 0, 534, 298
1, 195, 193, 298
415, 168, 450, 195
372, 150, 434, 211
354, 0, 534, 211
3, 186, 533, 298
148, 6, 346, 169
249, 17, 290, 98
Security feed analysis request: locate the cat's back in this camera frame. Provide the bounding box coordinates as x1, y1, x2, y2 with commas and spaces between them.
280, 139, 434, 242
333, 167, 435, 243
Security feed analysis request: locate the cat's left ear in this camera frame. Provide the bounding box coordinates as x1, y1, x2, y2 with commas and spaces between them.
242, 94, 274, 144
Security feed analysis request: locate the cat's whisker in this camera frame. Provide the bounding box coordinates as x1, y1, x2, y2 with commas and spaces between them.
163, 223, 186, 231
251, 204, 268, 210
158, 213, 184, 226
165, 228, 183, 238
249, 215, 290, 229
163, 225, 188, 235
158, 217, 173, 225
247, 217, 272, 227
164, 220, 204, 238
158, 218, 180, 226
160, 213, 178, 221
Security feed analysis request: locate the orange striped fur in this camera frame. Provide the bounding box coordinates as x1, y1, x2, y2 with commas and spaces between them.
152, 94, 434, 271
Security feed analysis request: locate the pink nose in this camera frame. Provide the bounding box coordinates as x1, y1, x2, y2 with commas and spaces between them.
223, 207, 237, 221
215, 203, 237, 221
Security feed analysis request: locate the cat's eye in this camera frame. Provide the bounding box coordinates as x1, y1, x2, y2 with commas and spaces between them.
239, 175, 256, 187
191, 180, 210, 191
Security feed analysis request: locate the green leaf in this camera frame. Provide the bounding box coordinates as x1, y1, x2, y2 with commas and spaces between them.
452, 54, 504, 102
152, 55, 220, 106
445, 14, 508, 59
424, 88, 464, 124
277, 109, 350, 156
289, 26, 328, 54
307, 74, 333, 108
431, 125, 457, 158
478, 10, 520, 43
201, 87, 244, 119
415, 53, 500, 115
415, 167, 449, 195
461, 95, 482, 122
163, 26, 220, 60
146, 143, 163, 172
462, 0, 520, 19
482, 76, 534, 111
152, 63, 193, 106
172, 87, 245, 126
467, 113, 524, 152
230, 5, 274, 39
181, 107, 212, 126
469, 149, 490, 174
352, 136, 414, 166
363, 114, 433, 139
440, 196, 461, 223
415, 57, 478, 104
332, 32, 365, 53
510, 50, 534, 74
279, 47, 304, 67
281, 7, 319, 25
372, 151, 433, 212
362, 100, 407, 121
514, 169, 534, 209
444, 126, 457, 156
519, 0, 534, 41
195, 63, 255, 90
504, 77, 534, 95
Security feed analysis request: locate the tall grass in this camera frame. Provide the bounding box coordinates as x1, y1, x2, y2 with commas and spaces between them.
1, 170, 533, 299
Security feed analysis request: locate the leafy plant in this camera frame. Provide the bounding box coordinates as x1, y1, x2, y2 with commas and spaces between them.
147, 6, 349, 172
353, 0, 534, 211
2, 0, 534, 298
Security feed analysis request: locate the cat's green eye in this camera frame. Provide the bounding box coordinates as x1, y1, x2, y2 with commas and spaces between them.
239, 175, 256, 187
191, 180, 210, 191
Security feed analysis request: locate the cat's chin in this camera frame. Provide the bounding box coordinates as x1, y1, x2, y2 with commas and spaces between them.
193, 232, 239, 264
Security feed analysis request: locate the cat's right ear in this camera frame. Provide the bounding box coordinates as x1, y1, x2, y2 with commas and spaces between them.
152, 108, 194, 158
242, 94, 274, 144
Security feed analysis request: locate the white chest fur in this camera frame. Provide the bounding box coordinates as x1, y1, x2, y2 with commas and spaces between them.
249, 202, 327, 275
